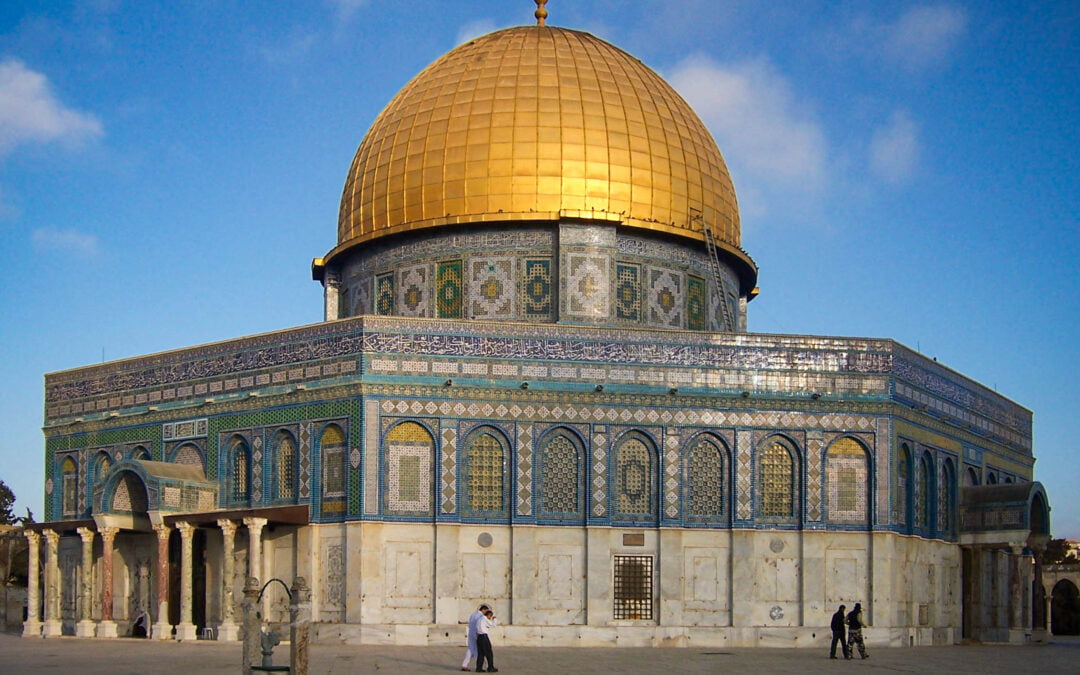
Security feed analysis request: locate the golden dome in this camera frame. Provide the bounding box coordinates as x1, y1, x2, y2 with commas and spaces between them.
331, 25, 751, 279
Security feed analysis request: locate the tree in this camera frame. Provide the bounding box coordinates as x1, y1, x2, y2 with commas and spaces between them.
0, 480, 15, 526
1043, 538, 1080, 565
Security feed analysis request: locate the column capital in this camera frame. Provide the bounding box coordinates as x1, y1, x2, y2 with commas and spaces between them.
242, 516, 268, 532
76, 526, 96, 544
43, 529, 60, 547
153, 522, 171, 540
217, 518, 238, 535
24, 529, 40, 545
99, 526, 119, 544
175, 521, 195, 538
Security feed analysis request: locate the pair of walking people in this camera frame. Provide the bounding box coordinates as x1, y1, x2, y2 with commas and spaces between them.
829, 602, 868, 660
461, 604, 498, 672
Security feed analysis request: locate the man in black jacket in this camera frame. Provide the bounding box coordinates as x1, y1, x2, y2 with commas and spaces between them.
829, 604, 849, 659
847, 602, 869, 659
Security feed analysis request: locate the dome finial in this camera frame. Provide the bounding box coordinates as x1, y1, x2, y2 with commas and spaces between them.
534, 0, 548, 26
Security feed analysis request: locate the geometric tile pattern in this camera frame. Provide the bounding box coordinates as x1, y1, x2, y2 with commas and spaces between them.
470, 257, 514, 319
566, 253, 608, 319
375, 272, 395, 315
824, 437, 867, 524
592, 427, 608, 517
759, 440, 794, 518
522, 258, 553, 319
516, 423, 533, 516
614, 263, 641, 323
465, 432, 504, 514
915, 453, 930, 529
441, 423, 457, 513
365, 400, 380, 514
686, 276, 706, 331
647, 268, 683, 328
275, 431, 297, 501
299, 422, 311, 499
736, 429, 753, 520
663, 429, 679, 519
894, 443, 911, 528
436, 260, 463, 319
321, 424, 347, 498
385, 421, 433, 516
251, 435, 263, 503
399, 263, 430, 318
615, 437, 652, 517
685, 437, 723, 518
806, 434, 823, 522
538, 433, 579, 517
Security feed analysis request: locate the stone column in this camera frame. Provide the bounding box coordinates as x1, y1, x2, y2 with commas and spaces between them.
152, 523, 172, 640
241, 577, 261, 675
75, 527, 97, 637
175, 522, 198, 641
42, 530, 62, 638
97, 527, 119, 638
22, 531, 42, 637
324, 269, 343, 321
242, 518, 267, 580
290, 577, 311, 675
216, 519, 239, 641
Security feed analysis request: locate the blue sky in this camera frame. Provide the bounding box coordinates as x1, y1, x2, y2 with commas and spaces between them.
0, 1, 1076, 538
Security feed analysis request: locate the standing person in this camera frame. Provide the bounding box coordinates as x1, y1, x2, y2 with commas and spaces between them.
829, 604, 849, 659
847, 602, 869, 659
461, 604, 489, 671
475, 606, 498, 673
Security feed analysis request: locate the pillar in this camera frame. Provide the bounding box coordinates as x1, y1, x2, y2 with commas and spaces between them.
242, 517, 267, 580
22, 531, 41, 637
75, 527, 97, 637
241, 577, 261, 675
42, 530, 62, 638
97, 527, 119, 638
175, 522, 198, 641
151, 523, 172, 640
290, 577, 311, 675
216, 519, 239, 641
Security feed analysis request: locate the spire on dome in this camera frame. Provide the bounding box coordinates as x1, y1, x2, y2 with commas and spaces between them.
534, 0, 548, 26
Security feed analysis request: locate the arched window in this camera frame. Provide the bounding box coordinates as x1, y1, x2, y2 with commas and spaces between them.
685, 436, 725, 519
95, 451, 113, 485
132, 445, 151, 461
274, 431, 297, 501
321, 425, 347, 499
538, 431, 583, 520
938, 458, 956, 537
173, 443, 205, 473
230, 438, 250, 502
915, 454, 931, 530
759, 440, 796, 519
826, 437, 869, 525
987, 472, 998, 485
964, 467, 979, 487
111, 470, 148, 514
61, 456, 78, 517
466, 430, 506, 515
384, 421, 434, 517
614, 435, 656, 521
895, 443, 912, 531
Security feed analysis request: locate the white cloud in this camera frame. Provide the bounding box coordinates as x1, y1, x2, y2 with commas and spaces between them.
884, 4, 967, 71
0, 59, 102, 158
869, 110, 920, 183
456, 19, 501, 46
32, 227, 101, 257
668, 55, 829, 191
327, 0, 368, 24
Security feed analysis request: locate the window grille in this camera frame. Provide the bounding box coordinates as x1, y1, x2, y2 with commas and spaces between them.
613, 555, 653, 620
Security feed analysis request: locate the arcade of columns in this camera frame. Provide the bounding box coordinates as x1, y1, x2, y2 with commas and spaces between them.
21, 517, 267, 641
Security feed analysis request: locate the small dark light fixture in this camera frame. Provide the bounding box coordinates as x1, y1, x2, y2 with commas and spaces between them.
444, 378, 454, 387
811, 392, 821, 400
741, 391, 750, 398
669, 387, 678, 395
520, 382, 529, 390
595, 384, 604, 392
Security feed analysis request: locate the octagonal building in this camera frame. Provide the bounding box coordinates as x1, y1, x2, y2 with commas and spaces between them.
29, 11, 1051, 649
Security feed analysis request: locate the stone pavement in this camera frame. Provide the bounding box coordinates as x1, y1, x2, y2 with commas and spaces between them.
1, 632, 1078, 674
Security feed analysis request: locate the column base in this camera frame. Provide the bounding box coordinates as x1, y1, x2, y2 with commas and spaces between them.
97, 621, 119, 638
216, 621, 240, 642
42, 619, 63, 638
22, 620, 42, 638
152, 621, 174, 640
76, 619, 97, 638
175, 622, 199, 641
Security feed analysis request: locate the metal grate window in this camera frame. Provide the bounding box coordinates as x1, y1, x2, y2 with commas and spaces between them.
613, 555, 653, 620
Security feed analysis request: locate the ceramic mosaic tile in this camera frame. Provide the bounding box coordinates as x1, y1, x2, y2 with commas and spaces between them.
736, 429, 752, 520
647, 268, 683, 328
516, 423, 533, 516
470, 257, 514, 319
566, 253, 609, 319
399, 263, 430, 317
441, 422, 457, 513
592, 427, 607, 517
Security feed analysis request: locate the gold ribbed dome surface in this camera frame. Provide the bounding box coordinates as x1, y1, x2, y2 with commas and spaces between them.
335, 25, 742, 261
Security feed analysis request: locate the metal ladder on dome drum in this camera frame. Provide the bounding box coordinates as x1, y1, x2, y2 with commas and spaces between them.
694, 209, 736, 332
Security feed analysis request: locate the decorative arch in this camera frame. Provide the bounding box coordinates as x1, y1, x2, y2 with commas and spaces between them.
682, 433, 728, 522
938, 457, 957, 537
1030, 490, 1050, 536
612, 431, 658, 524
228, 435, 250, 503
964, 466, 980, 487
94, 450, 113, 485
383, 420, 435, 517
1051, 579, 1080, 636
987, 472, 998, 485
825, 436, 871, 526
758, 436, 799, 521
131, 445, 152, 461
915, 451, 933, 531
320, 423, 347, 500
108, 469, 149, 514
61, 456, 78, 517
463, 426, 510, 517
273, 429, 298, 502
895, 443, 913, 532
171, 442, 205, 474
536, 427, 585, 522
